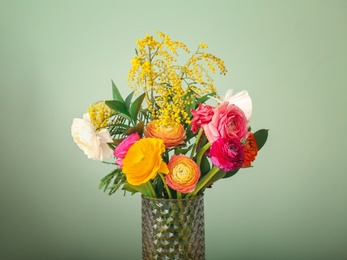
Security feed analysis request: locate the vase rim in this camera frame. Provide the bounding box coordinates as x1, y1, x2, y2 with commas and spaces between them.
141, 193, 204, 202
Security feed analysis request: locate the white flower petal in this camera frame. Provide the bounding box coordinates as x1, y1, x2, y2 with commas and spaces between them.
220, 89, 252, 120
97, 129, 113, 143
71, 113, 113, 160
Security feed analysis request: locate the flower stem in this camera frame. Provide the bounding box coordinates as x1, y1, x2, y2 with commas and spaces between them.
159, 173, 172, 199
146, 181, 157, 198
177, 191, 182, 200
196, 142, 211, 167
190, 128, 203, 159
186, 166, 220, 198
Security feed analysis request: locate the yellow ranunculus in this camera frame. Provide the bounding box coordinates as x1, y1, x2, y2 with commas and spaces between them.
165, 155, 201, 193
122, 138, 169, 186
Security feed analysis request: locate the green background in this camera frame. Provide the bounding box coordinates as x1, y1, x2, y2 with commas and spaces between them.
1, 0, 346, 259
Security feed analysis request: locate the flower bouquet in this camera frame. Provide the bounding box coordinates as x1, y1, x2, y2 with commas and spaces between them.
71, 32, 268, 259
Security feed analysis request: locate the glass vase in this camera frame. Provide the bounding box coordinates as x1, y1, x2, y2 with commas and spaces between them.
141, 194, 205, 260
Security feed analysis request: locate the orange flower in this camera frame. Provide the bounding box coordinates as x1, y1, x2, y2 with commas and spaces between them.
165, 155, 201, 193
242, 133, 258, 167
122, 138, 169, 186
144, 120, 186, 148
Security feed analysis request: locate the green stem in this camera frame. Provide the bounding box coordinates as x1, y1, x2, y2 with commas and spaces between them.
196, 142, 211, 167
190, 128, 203, 159
146, 181, 157, 198
177, 191, 182, 200
159, 173, 172, 199
186, 166, 220, 198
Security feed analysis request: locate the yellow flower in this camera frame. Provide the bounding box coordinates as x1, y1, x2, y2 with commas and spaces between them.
165, 155, 201, 193
88, 101, 113, 129
122, 138, 169, 186
144, 120, 186, 148
127, 32, 227, 125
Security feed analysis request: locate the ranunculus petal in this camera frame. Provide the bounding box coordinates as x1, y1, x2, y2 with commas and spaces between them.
204, 102, 249, 144
114, 132, 141, 167
210, 137, 245, 172
165, 155, 201, 193
215, 89, 252, 120
242, 133, 258, 167
144, 120, 186, 148
71, 113, 113, 161
122, 138, 167, 186
190, 103, 214, 133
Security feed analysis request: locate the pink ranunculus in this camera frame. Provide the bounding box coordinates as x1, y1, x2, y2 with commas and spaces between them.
210, 137, 245, 172
113, 132, 141, 167
190, 103, 214, 133
203, 102, 249, 144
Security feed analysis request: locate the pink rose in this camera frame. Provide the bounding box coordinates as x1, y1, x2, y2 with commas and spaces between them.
113, 132, 141, 167
218, 89, 252, 121
190, 103, 214, 133
210, 137, 245, 172
203, 102, 249, 144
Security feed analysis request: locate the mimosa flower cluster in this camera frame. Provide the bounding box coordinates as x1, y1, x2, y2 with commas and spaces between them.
71, 32, 268, 199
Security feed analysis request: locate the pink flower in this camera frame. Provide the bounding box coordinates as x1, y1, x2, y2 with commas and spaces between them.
210, 137, 245, 172
203, 102, 249, 144
113, 132, 141, 167
214, 89, 253, 121
190, 103, 214, 133
165, 155, 201, 193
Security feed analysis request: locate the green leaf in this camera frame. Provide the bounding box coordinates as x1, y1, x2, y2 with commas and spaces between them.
154, 175, 164, 197
122, 183, 152, 197
122, 184, 139, 195
112, 80, 125, 103
200, 154, 211, 176
98, 169, 125, 194
129, 93, 145, 124
197, 91, 216, 104
105, 100, 132, 121
125, 91, 135, 109
253, 129, 269, 151
185, 95, 197, 115
125, 121, 144, 136
223, 169, 239, 178
204, 170, 226, 189
174, 144, 193, 155
185, 124, 195, 141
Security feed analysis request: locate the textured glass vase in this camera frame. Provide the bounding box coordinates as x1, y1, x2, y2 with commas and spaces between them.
142, 194, 205, 260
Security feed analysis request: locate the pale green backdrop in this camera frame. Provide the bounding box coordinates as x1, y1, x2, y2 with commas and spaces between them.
1, 0, 346, 259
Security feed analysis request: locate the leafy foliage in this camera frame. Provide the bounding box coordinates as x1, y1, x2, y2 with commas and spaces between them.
99, 168, 127, 196
254, 129, 269, 151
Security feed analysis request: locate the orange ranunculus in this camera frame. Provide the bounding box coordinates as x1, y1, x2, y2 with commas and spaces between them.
122, 138, 169, 186
165, 155, 201, 193
242, 132, 258, 167
144, 120, 186, 148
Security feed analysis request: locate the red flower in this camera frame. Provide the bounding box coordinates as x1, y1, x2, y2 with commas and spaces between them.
242, 133, 258, 167
209, 137, 244, 172
190, 103, 214, 133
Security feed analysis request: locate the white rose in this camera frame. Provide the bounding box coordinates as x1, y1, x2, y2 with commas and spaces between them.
71, 113, 113, 160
